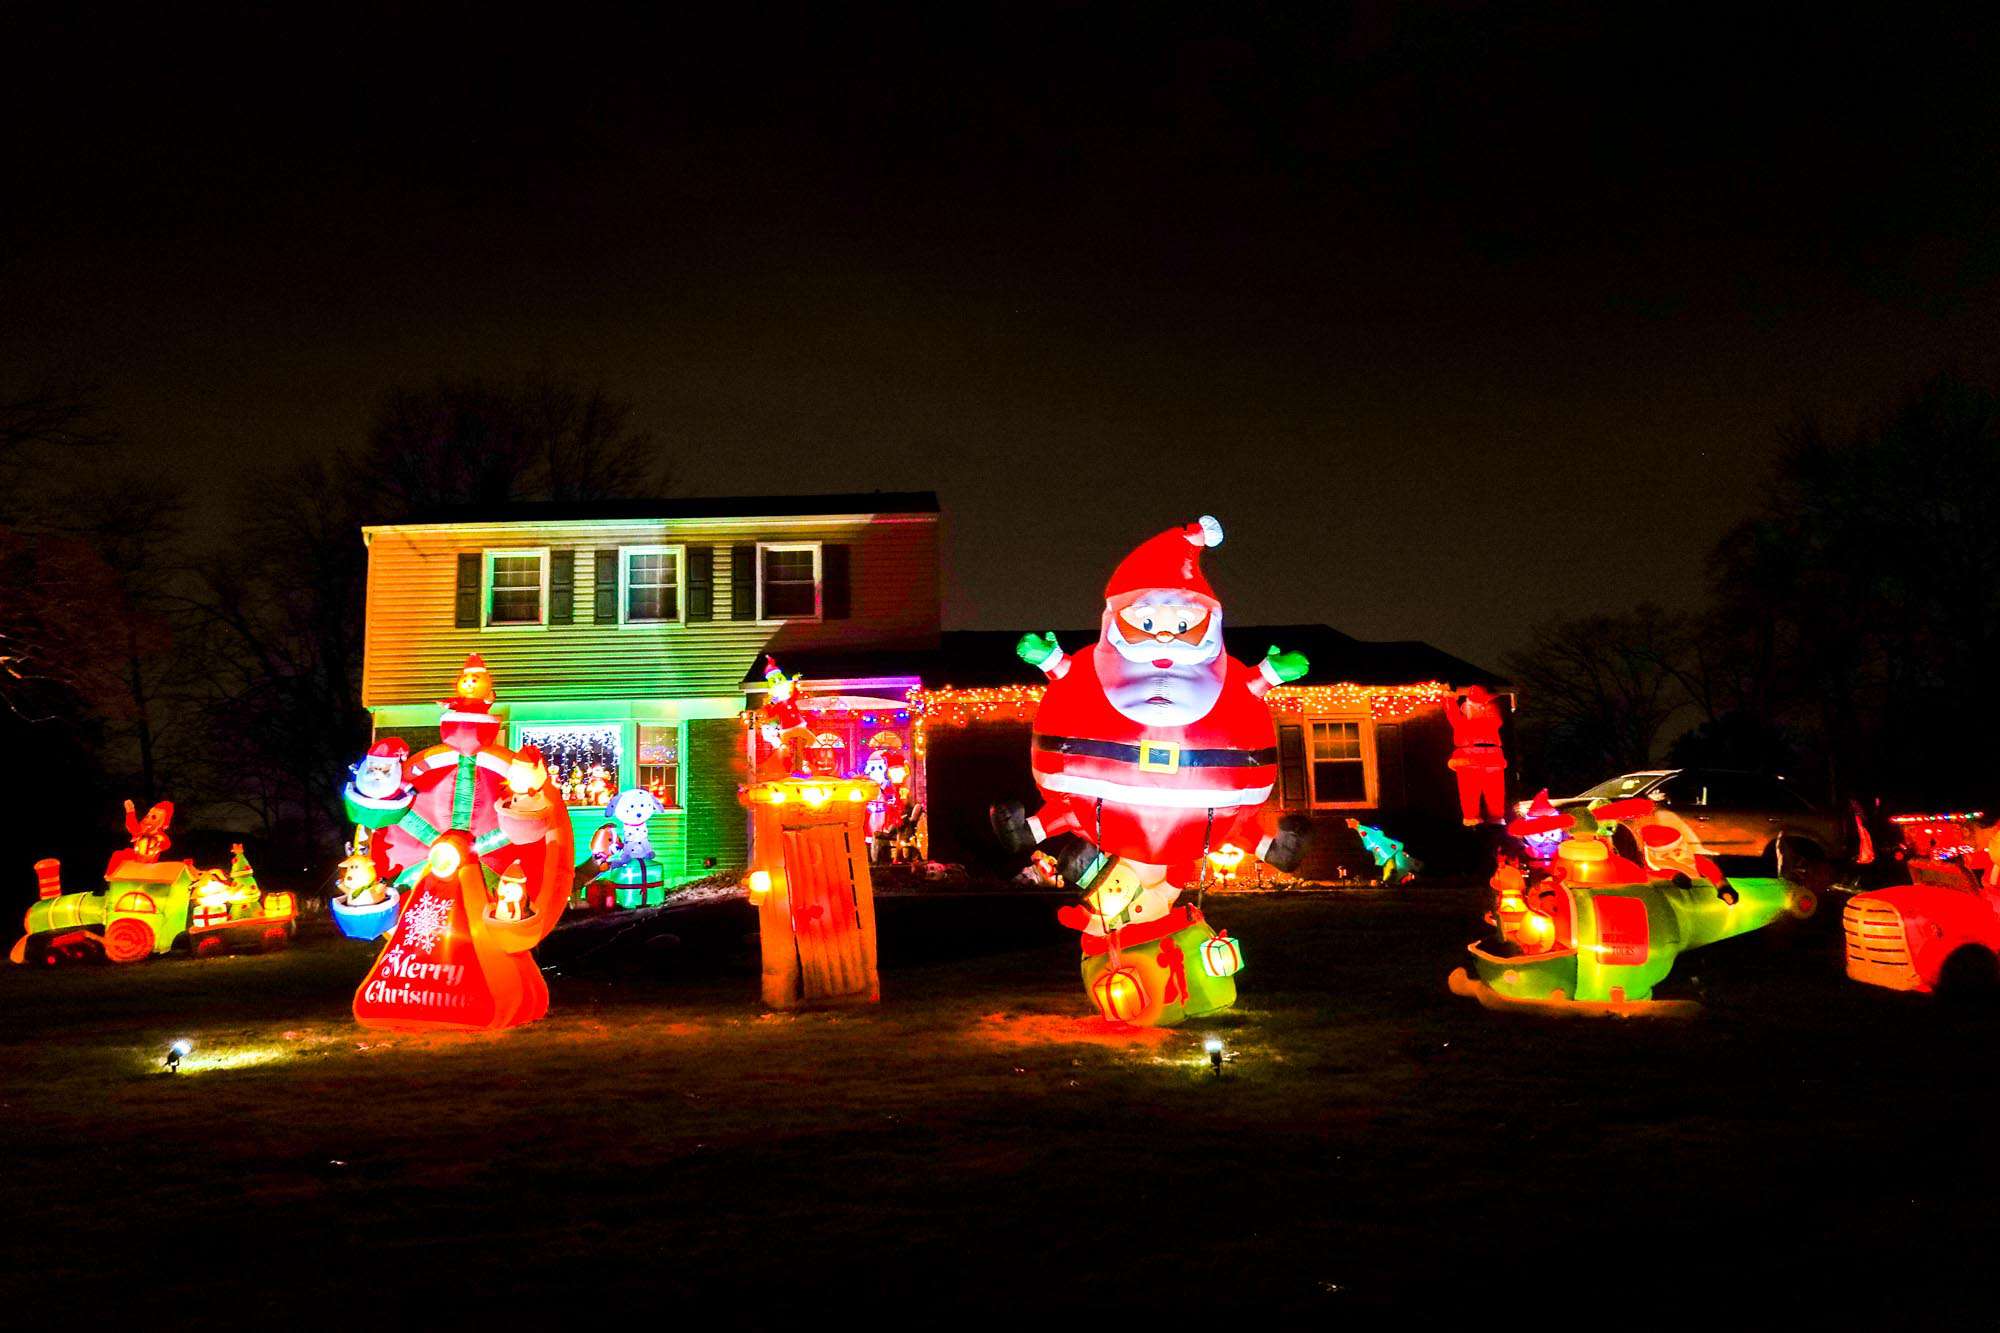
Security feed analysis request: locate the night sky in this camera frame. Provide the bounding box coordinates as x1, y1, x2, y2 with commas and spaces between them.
8, 3, 1998, 671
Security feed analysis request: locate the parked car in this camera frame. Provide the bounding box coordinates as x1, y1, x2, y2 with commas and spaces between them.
1546, 768, 1844, 881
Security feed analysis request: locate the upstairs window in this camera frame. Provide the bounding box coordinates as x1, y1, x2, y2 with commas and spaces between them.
486, 550, 548, 626
758, 542, 821, 620
621, 546, 683, 624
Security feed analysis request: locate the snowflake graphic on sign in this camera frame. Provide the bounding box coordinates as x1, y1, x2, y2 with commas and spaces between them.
400, 890, 452, 956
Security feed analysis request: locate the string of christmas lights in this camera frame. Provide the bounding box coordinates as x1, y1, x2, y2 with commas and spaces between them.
747, 681, 1459, 760
1265, 681, 1453, 721
901, 680, 1455, 753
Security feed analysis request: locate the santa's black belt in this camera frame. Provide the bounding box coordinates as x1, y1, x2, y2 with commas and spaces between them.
1035, 735, 1277, 774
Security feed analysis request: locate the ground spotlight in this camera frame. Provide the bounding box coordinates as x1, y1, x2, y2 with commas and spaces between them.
1204, 1037, 1224, 1075
164, 1038, 192, 1073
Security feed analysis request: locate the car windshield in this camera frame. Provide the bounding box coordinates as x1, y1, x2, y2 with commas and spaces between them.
1574, 771, 1670, 801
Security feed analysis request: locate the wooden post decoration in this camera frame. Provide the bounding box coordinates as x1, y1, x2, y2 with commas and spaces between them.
739, 777, 882, 1010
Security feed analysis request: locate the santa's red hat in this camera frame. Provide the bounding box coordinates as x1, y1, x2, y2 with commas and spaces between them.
367, 737, 410, 762
1104, 515, 1225, 602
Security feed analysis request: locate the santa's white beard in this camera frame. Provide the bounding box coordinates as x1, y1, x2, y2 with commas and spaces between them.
353, 760, 404, 799
1095, 609, 1226, 725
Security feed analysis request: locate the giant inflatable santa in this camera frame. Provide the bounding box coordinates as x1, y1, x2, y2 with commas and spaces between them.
992, 515, 1310, 1026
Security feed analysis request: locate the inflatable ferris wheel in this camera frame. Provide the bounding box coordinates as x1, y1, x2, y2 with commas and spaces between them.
337, 654, 576, 1031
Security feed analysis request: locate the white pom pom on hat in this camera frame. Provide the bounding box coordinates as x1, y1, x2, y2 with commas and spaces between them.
1192, 515, 1224, 547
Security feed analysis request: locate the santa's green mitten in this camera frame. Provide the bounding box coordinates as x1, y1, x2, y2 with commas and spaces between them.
1261, 645, 1309, 685
1016, 631, 1063, 671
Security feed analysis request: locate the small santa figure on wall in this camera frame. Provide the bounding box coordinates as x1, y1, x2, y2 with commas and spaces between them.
1443, 684, 1509, 825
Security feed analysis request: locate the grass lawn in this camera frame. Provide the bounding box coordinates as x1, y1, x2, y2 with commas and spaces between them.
5, 883, 1995, 1326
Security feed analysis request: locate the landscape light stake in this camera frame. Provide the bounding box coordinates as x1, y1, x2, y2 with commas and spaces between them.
164, 1038, 191, 1073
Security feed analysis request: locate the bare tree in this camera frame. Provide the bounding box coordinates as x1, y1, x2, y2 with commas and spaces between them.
362, 373, 669, 514
188, 372, 673, 863
1709, 375, 2000, 804
0, 389, 126, 722
1502, 606, 1694, 793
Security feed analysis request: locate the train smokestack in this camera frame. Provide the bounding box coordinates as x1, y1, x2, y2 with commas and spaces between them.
33, 859, 61, 900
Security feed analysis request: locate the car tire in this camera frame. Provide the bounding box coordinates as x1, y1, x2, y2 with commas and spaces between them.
1937, 946, 2000, 1001
1775, 836, 1833, 892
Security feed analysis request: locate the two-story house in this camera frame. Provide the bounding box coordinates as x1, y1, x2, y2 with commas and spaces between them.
360, 493, 941, 884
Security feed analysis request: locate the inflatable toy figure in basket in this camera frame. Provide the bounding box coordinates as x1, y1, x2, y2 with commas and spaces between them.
991, 516, 1310, 1026
343, 654, 575, 1031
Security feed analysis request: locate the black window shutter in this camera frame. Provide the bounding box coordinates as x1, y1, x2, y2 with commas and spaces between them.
549, 550, 575, 625
1277, 724, 1308, 810
454, 552, 482, 627
730, 544, 757, 620
821, 543, 851, 619
594, 549, 619, 624
686, 545, 714, 622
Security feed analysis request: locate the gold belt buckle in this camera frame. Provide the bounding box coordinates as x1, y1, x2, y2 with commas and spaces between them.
1138, 740, 1181, 773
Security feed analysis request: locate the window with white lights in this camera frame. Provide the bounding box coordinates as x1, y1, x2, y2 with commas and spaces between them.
517, 723, 622, 807
621, 546, 683, 624
636, 724, 680, 807
485, 549, 548, 626
758, 542, 821, 620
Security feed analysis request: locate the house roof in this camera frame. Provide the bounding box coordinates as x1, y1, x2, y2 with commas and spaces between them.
372, 490, 940, 528
747, 624, 1504, 692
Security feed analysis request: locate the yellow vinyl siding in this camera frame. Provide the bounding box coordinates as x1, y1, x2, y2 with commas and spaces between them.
361, 515, 938, 707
